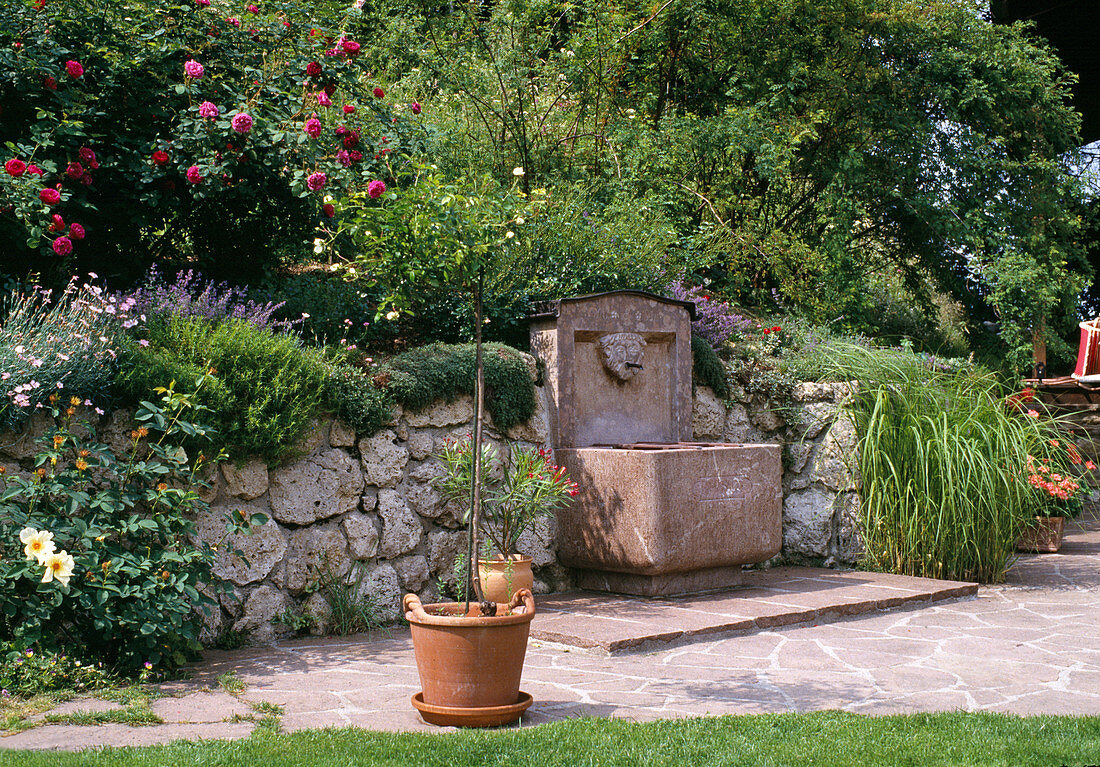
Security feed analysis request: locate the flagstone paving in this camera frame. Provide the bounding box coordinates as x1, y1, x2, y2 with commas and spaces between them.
3, 511, 1097, 751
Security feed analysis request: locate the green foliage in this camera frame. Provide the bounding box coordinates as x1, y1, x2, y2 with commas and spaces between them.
0, 380, 255, 671
378, 342, 536, 432
0, 644, 114, 698
691, 335, 729, 399
313, 561, 386, 636
0, 280, 117, 431
822, 343, 1075, 583
318, 360, 391, 437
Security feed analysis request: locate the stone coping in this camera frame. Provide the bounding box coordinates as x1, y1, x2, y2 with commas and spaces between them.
531, 567, 978, 653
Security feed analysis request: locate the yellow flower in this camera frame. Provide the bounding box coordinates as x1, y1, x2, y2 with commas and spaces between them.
20, 527, 56, 565
41, 550, 75, 586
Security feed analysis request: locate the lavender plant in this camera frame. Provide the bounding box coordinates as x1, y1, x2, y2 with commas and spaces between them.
120, 267, 291, 330
0, 279, 117, 431
665, 281, 753, 352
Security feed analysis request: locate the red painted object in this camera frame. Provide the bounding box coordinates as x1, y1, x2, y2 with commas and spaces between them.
1073, 320, 1100, 382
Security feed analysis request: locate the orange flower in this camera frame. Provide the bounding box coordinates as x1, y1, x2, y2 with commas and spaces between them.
75, 459, 88, 471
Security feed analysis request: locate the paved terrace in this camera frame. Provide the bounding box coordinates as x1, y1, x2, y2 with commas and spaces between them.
4, 511, 1098, 751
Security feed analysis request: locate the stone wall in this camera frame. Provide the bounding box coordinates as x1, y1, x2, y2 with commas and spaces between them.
0, 363, 861, 643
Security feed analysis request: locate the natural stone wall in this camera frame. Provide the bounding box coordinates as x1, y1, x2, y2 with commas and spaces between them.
0, 364, 861, 644
692, 381, 862, 567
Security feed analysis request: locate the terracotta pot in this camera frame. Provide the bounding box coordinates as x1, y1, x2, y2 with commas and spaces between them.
404, 589, 535, 727
478, 556, 534, 604
1016, 516, 1065, 553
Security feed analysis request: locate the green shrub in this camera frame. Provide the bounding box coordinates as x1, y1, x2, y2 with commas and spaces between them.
691, 335, 729, 399
0, 380, 257, 671
319, 361, 392, 436
378, 343, 535, 431
0, 643, 114, 698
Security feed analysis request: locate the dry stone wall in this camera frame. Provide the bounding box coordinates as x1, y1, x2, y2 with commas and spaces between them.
0, 360, 860, 644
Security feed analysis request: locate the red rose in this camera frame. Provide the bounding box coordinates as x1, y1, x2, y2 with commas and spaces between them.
323, 83, 336, 96
4, 158, 25, 177
342, 40, 360, 55
306, 61, 322, 77
411, 101, 421, 115
322, 203, 335, 218
343, 104, 355, 114
51, 236, 73, 256
70, 223, 85, 240
44, 76, 57, 90
152, 150, 170, 166
39, 188, 61, 205
66, 161, 83, 179
372, 86, 384, 98
49, 214, 65, 232
65, 60, 83, 79
342, 132, 359, 149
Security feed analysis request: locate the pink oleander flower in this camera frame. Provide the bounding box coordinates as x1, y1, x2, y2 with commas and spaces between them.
306, 61, 322, 77
52, 236, 73, 256
186, 165, 203, 184
70, 223, 85, 240
411, 101, 421, 115
4, 158, 25, 177
65, 60, 83, 79
306, 171, 327, 191
317, 91, 332, 107
372, 86, 384, 98
343, 104, 355, 114
304, 116, 322, 138
39, 188, 61, 205
368, 179, 386, 198
231, 112, 253, 133
184, 59, 205, 79
199, 100, 219, 118
342, 40, 360, 55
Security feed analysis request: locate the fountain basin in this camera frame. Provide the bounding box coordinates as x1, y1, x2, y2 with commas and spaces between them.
556, 443, 782, 596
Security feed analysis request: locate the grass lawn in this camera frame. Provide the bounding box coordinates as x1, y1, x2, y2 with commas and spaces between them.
1, 711, 1098, 766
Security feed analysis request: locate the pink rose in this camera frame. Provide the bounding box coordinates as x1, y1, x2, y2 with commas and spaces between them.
198, 100, 219, 118
411, 101, 421, 115
306, 61, 322, 77
227, 17, 240, 27
342, 40, 360, 55
196, 0, 210, 5
368, 179, 386, 198
336, 149, 352, 167
26, 164, 43, 176
66, 161, 84, 179
372, 86, 384, 98
317, 91, 332, 107
4, 158, 25, 177
65, 60, 83, 79
39, 188, 61, 205
69, 223, 85, 240
343, 104, 355, 114
306, 172, 327, 191
49, 214, 65, 232
247, 3, 259, 12
186, 165, 203, 184
231, 112, 253, 133
304, 117, 322, 138
52, 236, 73, 256
184, 59, 205, 79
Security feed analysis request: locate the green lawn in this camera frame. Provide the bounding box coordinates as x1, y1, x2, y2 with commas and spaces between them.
2, 712, 1098, 766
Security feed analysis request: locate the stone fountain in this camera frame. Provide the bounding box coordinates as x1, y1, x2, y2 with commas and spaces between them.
531, 291, 781, 596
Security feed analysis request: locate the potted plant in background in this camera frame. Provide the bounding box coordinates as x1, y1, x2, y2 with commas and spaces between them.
1018, 446, 1093, 553
434, 439, 578, 603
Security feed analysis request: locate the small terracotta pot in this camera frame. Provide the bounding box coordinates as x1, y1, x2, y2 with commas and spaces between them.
1016, 516, 1065, 553
404, 589, 535, 727
478, 556, 534, 604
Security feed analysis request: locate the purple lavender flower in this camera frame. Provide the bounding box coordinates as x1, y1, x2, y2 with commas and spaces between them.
666, 280, 752, 351
119, 267, 291, 330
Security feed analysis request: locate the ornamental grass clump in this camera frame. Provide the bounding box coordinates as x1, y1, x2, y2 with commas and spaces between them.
825, 343, 1076, 583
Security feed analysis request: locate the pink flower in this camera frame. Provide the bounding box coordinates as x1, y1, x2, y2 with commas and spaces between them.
39, 188, 61, 205
247, 3, 259, 12
372, 86, 384, 98
368, 179, 386, 198
49, 214, 65, 232
322, 203, 335, 218
198, 100, 219, 118
317, 91, 332, 107
26, 164, 43, 176
52, 236, 73, 256
4, 159, 25, 177
227, 16, 240, 27
342, 40, 360, 55
343, 104, 355, 114
65, 60, 83, 79
336, 149, 352, 167
69, 223, 85, 240
184, 59, 205, 79
186, 165, 203, 184
65, 161, 83, 179
231, 112, 253, 133
306, 61, 322, 77
1026, 409, 1040, 419
411, 101, 421, 115
304, 116, 322, 138
196, 0, 210, 5
306, 171, 327, 191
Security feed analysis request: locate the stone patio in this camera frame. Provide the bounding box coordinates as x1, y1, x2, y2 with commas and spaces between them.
2, 511, 1097, 751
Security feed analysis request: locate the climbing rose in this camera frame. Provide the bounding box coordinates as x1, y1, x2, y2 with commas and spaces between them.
65, 162, 83, 179
306, 172, 327, 191
78, 147, 96, 164
186, 165, 203, 184
4, 159, 25, 177
152, 150, 169, 166
343, 104, 355, 114
51, 236, 73, 256
372, 86, 384, 98
317, 91, 331, 107
231, 112, 253, 133
27, 164, 43, 176
247, 3, 259, 12
322, 203, 335, 218
336, 149, 352, 167
69, 223, 85, 240
199, 101, 219, 118
65, 60, 83, 78
184, 59, 204, 79
44, 76, 57, 90
49, 214, 65, 232
227, 16, 240, 27
411, 101, 421, 115
39, 188, 61, 205
342, 40, 360, 55
368, 179, 386, 198
306, 61, 322, 77
304, 117, 322, 138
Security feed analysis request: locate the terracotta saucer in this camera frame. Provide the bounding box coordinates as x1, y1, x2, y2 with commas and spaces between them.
411, 691, 533, 728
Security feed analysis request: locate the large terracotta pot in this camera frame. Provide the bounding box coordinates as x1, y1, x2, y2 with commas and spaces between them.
478, 555, 534, 604
1016, 516, 1065, 553
404, 588, 535, 727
